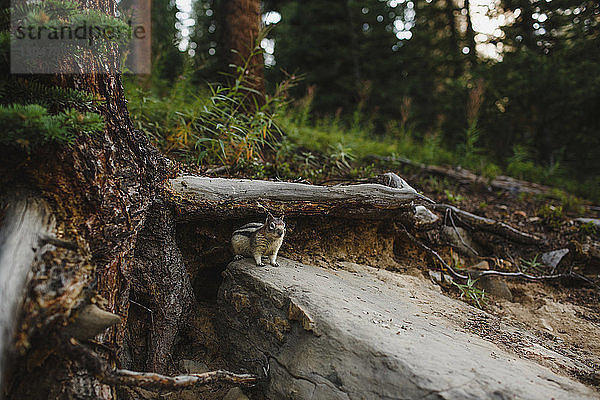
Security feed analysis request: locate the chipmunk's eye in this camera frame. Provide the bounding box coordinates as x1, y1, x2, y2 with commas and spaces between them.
269, 222, 275, 230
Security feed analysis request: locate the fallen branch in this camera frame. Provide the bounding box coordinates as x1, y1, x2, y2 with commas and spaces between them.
102, 369, 259, 391
168, 175, 432, 221
397, 223, 468, 281
444, 207, 479, 256
433, 203, 543, 245
373, 155, 554, 196
474, 269, 593, 282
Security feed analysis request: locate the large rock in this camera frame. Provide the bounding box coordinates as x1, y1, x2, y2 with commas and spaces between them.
217, 259, 597, 400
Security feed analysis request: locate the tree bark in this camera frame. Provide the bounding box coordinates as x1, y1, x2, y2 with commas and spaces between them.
464, 0, 478, 65
125, 198, 194, 375
1, 0, 171, 397
220, 0, 266, 110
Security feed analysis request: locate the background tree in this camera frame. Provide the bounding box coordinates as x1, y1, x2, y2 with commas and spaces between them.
222, 0, 265, 108
191, 0, 266, 109
150, 0, 185, 87
480, 0, 600, 179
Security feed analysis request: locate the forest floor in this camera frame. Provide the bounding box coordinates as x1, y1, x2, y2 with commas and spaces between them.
176, 159, 600, 397
413, 172, 600, 391
383, 166, 600, 390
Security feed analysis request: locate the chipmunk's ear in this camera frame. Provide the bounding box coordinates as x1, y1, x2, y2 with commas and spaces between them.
266, 210, 274, 221
280, 214, 285, 221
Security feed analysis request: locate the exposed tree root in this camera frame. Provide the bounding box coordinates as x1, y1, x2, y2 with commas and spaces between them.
433, 203, 543, 245
65, 337, 260, 392
397, 223, 593, 285
128, 198, 194, 374
103, 368, 258, 390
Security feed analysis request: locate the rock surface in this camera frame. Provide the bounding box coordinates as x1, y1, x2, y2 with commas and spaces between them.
413, 205, 440, 229
440, 226, 479, 256
223, 387, 249, 400
541, 248, 569, 269
217, 258, 597, 400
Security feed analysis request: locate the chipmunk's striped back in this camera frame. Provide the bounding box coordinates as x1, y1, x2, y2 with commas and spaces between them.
233, 222, 263, 237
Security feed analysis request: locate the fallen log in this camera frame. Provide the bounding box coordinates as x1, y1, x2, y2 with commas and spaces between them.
369, 173, 541, 245
374, 155, 555, 196
0, 192, 54, 387
168, 175, 432, 221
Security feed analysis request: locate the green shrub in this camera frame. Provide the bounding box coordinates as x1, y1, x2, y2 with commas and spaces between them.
580, 222, 598, 237
444, 189, 464, 205
536, 204, 564, 229
127, 42, 297, 166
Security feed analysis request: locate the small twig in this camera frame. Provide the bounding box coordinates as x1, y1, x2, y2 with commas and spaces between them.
129, 299, 155, 339
396, 223, 468, 281
505, 253, 518, 270
569, 272, 600, 289
446, 208, 473, 230
38, 234, 78, 251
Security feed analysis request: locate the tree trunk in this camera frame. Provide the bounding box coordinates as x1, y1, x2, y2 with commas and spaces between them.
220, 0, 266, 110
464, 0, 478, 66
444, 0, 462, 78
1, 0, 174, 397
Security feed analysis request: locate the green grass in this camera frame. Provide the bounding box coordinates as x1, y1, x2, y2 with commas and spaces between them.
123, 68, 599, 202
452, 276, 487, 309
277, 104, 456, 167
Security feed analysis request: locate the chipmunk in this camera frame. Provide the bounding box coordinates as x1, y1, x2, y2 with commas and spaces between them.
231, 213, 285, 267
